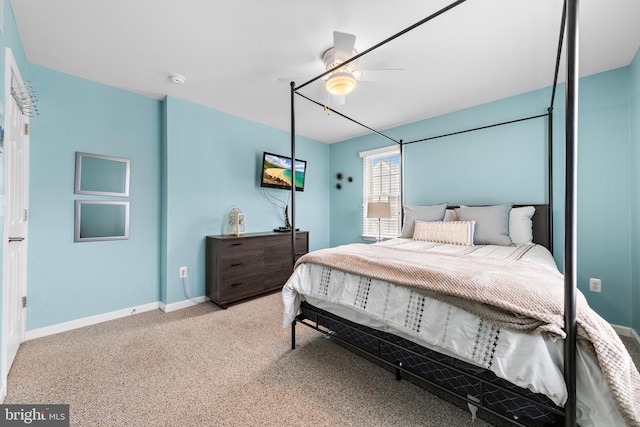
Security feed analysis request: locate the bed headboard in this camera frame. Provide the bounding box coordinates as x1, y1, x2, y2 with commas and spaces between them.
448, 204, 551, 251
517, 204, 551, 251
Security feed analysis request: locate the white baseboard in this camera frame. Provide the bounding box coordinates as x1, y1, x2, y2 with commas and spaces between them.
25, 301, 160, 341
160, 296, 209, 313
25, 296, 211, 341
612, 323, 640, 348
632, 328, 640, 348
23, 300, 638, 349
612, 324, 632, 337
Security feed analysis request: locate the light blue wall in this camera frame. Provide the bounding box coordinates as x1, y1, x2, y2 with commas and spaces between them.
23, 83, 330, 328
162, 96, 329, 305
27, 65, 163, 329
572, 68, 632, 326
330, 88, 552, 247
329, 67, 636, 329
329, 134, 396, 246
400, 91, 550, 207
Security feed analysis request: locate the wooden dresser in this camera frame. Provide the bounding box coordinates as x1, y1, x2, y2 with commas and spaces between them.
205, 231, 309, 308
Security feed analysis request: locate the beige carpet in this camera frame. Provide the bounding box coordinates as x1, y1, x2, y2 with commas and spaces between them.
4, 292, 639, 427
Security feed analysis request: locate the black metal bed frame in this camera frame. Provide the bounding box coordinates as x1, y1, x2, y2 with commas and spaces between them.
293, 302, 564, 427
286, 1, 580, 425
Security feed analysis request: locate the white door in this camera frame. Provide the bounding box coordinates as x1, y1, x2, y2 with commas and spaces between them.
1, 48, 29, 393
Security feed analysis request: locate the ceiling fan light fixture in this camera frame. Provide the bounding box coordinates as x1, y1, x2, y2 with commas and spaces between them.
325, 72, 357, 96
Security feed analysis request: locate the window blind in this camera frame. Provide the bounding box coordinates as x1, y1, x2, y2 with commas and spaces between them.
360, 146, 401, 239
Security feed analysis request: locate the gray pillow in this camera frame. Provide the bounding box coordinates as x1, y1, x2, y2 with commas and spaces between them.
454, 204, 514, 246
401, 203, 447, 238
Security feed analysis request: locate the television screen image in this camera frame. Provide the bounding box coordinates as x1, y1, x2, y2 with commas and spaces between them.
261, 152, 306, 191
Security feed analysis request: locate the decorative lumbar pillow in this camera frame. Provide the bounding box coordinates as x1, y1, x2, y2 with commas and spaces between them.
454, 204, 513, 246
509, 206, 535, 244
401, 203, 447, 238
413, 220, 476, 246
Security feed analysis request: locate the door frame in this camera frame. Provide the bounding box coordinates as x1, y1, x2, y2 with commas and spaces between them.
0, 47, 29, 402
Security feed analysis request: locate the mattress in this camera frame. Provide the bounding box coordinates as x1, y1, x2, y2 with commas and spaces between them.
282, 239, 628, 427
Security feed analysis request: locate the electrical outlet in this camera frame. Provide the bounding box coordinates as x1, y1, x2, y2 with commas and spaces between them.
589, 278, 601, 293
180, 266, 188, 278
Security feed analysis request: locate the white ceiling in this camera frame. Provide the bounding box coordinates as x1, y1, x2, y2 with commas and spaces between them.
9, 0, 640, 143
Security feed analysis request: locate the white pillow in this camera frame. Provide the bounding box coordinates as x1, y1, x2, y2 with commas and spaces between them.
455, 204, 513, 246
457, 204, 535, 245
401, 203, 448, 238
413, 220, 476, 246
509, 206, 535, 244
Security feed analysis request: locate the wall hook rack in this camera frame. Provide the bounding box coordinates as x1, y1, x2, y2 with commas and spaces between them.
10, 73, 39, 117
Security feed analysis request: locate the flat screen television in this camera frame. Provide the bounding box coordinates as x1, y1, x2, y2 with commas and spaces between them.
260, 152, 306, 192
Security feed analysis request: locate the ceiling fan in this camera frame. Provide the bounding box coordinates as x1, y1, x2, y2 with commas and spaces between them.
322, 31, 359, 98
283, 31, 403, 108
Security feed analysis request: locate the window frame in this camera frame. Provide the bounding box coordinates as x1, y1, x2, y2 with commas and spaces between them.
360, 145, 402, 240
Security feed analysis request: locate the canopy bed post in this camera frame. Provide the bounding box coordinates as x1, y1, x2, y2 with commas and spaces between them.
548, 0, 567, 255
290, 81, 297, 266
564, 0, 580, 425
399, 140, 405, 228
547, 108, 554, 250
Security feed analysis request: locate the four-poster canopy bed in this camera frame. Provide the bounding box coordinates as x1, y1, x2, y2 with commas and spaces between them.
282, 1, 640, 426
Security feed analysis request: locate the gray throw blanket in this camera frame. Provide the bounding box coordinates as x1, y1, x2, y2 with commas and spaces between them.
297, 244, 640, 426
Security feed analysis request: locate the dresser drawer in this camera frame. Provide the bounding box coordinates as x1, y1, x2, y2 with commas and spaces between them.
295, 233, 309, 256
263, 270, 292, 291
264, 256, 291, 273
219, 239, 263, 259
220, 260, 264, 284
263, 233, 308, 255
263, 236, 290, 256
219, 276, 264, 301
219, 252, 263, 272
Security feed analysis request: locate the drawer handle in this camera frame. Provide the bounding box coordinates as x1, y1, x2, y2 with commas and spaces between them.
231, 243, 243, 246
231, 262, 243, 267
230, 282, 243, 287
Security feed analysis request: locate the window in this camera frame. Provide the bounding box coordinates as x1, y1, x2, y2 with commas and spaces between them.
360, 145, 401, 239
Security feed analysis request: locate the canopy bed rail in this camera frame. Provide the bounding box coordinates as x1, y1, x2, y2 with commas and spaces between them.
287, 1, 582, 425
293, 92, 401, 145
402, 113, 550, 146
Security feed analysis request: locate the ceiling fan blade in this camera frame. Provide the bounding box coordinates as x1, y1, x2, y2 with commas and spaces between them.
333, 31, 356, 63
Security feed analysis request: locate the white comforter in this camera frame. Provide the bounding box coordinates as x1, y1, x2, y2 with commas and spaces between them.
282, 239, 627, 427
